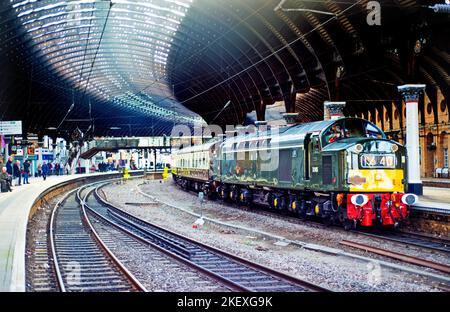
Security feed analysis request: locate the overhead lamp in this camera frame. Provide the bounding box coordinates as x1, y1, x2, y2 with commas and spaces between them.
110, 126, 121, 130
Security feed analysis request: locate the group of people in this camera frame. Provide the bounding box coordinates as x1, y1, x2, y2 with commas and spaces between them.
0, 158, 31, 192
0, 157, 70, 193
97, 161, 122, 172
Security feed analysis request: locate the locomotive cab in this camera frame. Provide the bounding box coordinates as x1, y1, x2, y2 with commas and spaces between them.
319, 118, 416, 227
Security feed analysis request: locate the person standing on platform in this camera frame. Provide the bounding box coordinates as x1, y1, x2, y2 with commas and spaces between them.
37, 163, 42, 177
0, 167, 12, 192
65, 162, 70, 175
6, 157, 13, 176
48, 162, 53, 176
23, 159, 30, 184
42, 162, 49, 181
13, 160, 21, 186
55, 162, 60, 176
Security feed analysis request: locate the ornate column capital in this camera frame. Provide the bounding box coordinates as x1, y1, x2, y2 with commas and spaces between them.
281, 113, 299, 125
397, 84, 426, 102
324, 101, 346, 120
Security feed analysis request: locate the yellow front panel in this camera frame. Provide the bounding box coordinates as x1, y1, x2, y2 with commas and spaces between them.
348, 169, 405, 192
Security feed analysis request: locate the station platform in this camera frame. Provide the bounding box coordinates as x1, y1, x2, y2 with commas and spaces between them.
0, 172, 129, 292
414, 186, 450, 215
422, 178, 450, 189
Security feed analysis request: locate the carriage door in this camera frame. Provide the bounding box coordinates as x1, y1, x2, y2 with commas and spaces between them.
304, 133, 311, 180
279, 149, 292, 183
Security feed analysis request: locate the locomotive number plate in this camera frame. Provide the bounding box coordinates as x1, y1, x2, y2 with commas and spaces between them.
360, 154, 396, 168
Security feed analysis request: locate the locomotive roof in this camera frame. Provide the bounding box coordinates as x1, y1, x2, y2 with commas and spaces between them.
223, 119, 335, 143
173, 117, 388, 154
222, 117, 350, 146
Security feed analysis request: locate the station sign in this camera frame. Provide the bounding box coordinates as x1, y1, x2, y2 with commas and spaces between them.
42, 154, 54, 161
0, 120, 22, 135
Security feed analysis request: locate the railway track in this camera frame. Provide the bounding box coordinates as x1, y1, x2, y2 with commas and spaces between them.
340, 240, 450, 275
141, 181, 450, 255
353, 229, 450, 254
89, 183, 329, 292
49, 186, 147, 292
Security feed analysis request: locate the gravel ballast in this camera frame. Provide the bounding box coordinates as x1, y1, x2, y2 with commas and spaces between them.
100, 178, 449, 292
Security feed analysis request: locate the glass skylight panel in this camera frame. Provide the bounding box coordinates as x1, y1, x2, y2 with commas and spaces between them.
10, 0, 201, 126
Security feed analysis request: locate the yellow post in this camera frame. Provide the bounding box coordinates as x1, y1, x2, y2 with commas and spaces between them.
162, 166, 169, 181
123, 167, 130, 180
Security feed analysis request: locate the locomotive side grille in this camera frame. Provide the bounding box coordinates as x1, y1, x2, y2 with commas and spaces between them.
322, 156, 333, 184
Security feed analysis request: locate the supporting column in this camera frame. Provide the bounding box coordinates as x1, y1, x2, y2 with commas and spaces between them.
4, 137, 10, 161
324, 101, 346, 120
38, 140, 43, 165
398, 84, 426, 195
153, 149, 157, 172
84, 158, 90, 174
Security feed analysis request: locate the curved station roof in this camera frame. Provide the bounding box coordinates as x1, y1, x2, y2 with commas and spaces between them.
0, 0, 449, 139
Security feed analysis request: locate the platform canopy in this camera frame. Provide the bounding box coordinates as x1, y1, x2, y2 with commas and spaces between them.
0, 0, 449, 138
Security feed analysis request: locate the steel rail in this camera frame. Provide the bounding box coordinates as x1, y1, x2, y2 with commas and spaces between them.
340, 240, 450, 274
49, 181, 146, 292
93, 185, 330, 292
78, 185, 148, 292
167, 180, 450, 254
352, 230, 450, 254
83, 201, 250, 292
49, 188, 80, 292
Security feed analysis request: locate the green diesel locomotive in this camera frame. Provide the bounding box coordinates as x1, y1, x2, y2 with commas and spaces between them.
172, 117, 418, 229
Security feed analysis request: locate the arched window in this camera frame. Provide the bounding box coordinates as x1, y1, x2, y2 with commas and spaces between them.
427, 102, 433, 115
440, 100, 447, 113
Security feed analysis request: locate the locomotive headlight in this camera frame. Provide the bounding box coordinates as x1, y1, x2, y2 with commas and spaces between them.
351, 194, 369, 206
401, 193, 418, 205
355, 144, 364, 153
391, 144, 399, 152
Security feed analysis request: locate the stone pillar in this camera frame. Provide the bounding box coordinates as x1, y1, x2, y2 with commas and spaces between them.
324, 101, 346, 120
154, 149, 157, 172
4, 137, 10, 161
398, 84, 426, 195
38, 144, 43, 165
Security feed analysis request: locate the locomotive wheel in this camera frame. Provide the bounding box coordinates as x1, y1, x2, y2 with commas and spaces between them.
343, 220, 354, 231
323, 216, 332, 227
